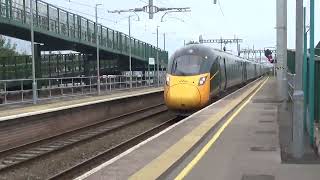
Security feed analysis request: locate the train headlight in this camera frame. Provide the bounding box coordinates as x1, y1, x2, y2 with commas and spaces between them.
166, 76, 170, 85
198, 76, 207, 86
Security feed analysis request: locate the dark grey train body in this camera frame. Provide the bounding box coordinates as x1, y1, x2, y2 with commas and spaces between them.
164, 44, 269, 115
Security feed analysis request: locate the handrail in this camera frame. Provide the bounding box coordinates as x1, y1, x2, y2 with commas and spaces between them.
0, 74, 165, 105
0, 0, 168, 62
287, 72, 295, 101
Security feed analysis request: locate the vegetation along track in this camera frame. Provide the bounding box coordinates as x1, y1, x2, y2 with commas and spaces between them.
0, 103, 180, 179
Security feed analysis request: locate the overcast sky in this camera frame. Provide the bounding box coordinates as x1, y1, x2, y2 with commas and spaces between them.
11, 0, 320, 56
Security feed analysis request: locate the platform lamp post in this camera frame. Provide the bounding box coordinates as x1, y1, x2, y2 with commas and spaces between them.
160, 32, 174, 72
162, 32, 166, 73
292, 0, 304, 158
156, 25, 160, 87
107, 10, 139, 89
303, 7, 308, 134
276, 0, 288, 102
128, 16, 132, 89
95, 4, 102, 95
309, 0, 315, 144
30, 0, 37, 104
128, 14, 140, 89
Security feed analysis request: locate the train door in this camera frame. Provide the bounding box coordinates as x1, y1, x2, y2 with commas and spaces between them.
259, 64, 262, 76
217, 56, 225, 92
237, 61, 241, 84
210, 57, 221, 95
243, 61, 247, 83
245, 62, 248, 81
254, 64, 257, 77
219, 57, 227, 90
241, 62, 244, 82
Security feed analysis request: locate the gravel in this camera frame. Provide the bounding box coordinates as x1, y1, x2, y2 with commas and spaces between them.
0, 111, 176, 180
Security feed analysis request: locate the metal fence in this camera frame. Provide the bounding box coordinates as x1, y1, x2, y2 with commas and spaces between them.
0, 0, 168, 63
286, 50, 320, 149
287, 72, 295, 101
0, 73, 165, 105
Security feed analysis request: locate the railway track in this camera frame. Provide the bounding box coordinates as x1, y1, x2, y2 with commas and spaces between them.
47, 83, 249, 179
49, 116, 180, 180
0, 79, 259, 180
0, 103, 174, 175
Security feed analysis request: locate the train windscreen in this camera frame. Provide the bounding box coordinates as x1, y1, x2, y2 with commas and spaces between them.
170, 55, 207, 76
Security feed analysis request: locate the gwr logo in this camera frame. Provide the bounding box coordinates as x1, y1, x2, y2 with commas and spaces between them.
179, 80, 188, 83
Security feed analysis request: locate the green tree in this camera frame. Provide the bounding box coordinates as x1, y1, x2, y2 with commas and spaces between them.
0, 35, 19, 57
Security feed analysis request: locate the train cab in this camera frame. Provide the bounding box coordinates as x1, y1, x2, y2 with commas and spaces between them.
164, 44, 269, 116
164, 45, 218, 114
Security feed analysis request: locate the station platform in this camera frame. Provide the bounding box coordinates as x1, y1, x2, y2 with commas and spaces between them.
76, 77, 320, 180
0, 87, 163, 122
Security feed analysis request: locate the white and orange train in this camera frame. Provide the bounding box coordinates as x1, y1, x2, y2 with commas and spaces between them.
164, 44, 270, 115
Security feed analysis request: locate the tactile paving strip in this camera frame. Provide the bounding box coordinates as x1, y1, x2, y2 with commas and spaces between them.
242, 174, 275, 180
255, 130, 277, 134
250, 146, 277, 152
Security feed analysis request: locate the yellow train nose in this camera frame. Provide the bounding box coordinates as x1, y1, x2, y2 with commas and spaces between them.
165, 84, 201, 110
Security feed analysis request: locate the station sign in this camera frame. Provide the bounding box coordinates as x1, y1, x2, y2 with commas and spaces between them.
149, 57, 155, 65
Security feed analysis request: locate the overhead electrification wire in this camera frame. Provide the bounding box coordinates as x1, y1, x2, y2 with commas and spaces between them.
138, 0, 147, 4
43, 0, 119, 23
217, 0, 224, 16
65, 0, 95, 8
53, 0, 147, 28
45, 1, 118, 24
156, 0, 168, 6
67, 0, 95, 8
48, 0, 96, 8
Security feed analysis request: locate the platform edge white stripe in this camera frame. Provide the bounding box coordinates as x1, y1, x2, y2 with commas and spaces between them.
0, 88, 163, 122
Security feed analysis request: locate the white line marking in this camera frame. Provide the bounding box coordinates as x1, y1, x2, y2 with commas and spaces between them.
74, 78, 263, 180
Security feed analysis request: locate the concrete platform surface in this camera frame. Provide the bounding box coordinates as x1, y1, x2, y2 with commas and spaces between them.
0, 87, 163, 122
179, 78, 320, 180
76, 77, 266, 180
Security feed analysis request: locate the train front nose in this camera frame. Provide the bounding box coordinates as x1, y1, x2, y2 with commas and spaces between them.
165, 84, 201, 110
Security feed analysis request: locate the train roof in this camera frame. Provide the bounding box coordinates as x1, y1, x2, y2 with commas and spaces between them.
170, 44, 270, 67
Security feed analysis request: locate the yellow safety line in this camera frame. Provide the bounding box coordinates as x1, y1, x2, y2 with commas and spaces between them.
174, 77, 269, 180
210, 71, 219, 81
129, 77, 265, 180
